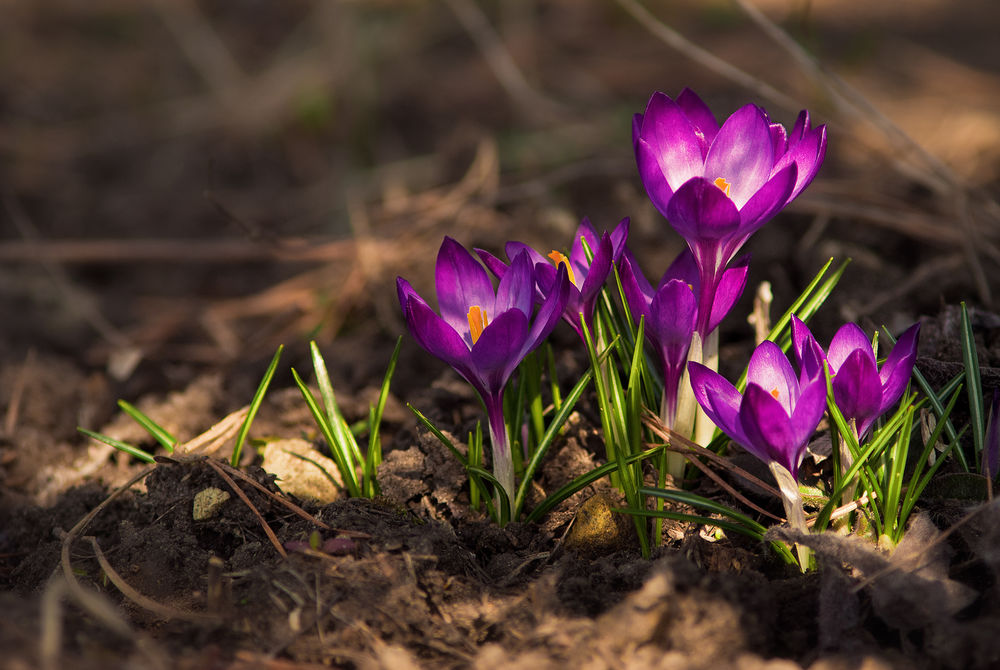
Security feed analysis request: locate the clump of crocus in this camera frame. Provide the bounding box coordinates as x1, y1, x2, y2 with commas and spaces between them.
791, 316, 921, 439
689, 340, 827, 566
633, 89, 827, 337
397, 237, 570, 506
477, 217, 630, 340
791, 316, 919, 516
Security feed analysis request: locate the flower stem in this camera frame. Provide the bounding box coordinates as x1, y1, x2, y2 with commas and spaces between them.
769, 462, 811, 571
836, 420, 859, 530
485, 393, 515, 516
692, 329, 720, 446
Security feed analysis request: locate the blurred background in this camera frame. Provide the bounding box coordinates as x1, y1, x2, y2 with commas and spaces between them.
1, 0, 997, 377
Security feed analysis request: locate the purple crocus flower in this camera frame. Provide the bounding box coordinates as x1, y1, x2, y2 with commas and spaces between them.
689, 340, 827, 480
397, 236, 570, 502
791, 316, 920, 438
633, 88, 826, 335
477, 217, 630, 340
619, 248, 749, 426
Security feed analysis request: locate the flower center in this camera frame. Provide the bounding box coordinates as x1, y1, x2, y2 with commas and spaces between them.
547, 250, 578, 287
714, 177, 732, 198
467, 305, 488, 344
770, 388, 780, 400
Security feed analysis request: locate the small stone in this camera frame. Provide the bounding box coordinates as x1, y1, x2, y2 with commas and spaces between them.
193, 487, 230, 521
564, 492, 634, 556
259, 438, 343, 504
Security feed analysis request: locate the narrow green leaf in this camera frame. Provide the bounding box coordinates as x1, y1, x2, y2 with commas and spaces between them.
292, 368, 361, 497
525, 444, 665, 523
231, 345, 283, 467
467, 465, 511, 525
407, 404, 467, 466
513, 366, 593, 518
961, 302, 985, 473
311, 341, 364, 467
117, 400, 177, 453
77, 427, 156, 463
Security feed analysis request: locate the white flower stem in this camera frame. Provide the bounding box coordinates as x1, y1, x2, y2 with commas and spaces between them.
769, 461, 811, 571
692, 329, 719, 446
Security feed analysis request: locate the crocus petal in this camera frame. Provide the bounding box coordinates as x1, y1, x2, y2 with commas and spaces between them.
877, 322, 920, 414
661, 246, 698, 286
666, 177, 742, 242
746, 341, 800, 412
769, 122, 788, 159
638, 91, 707, 192
436, 237, 496, 334
650, 279, 697, 386
676, 87, 719, 152
396, 276, 431, 319
790, 109, 810, 142
636, 138, 677, 217
504, 241, 548, 269
523, 264, 571, 356
827, 322, 876, 372
774, 124, 827, 201
471, 308, 529, 393
832, 349, 883, 424
790, 378, 829, 447
475, 248, 510, 283
570, 217, 601, 269
689, 362, 748, 446
578, 231, 614, 303
494, 251, 534, 317
740, 384, 800, 475
608, 217, 631, 261
619, 255, 653, 323
405, 297, 473, 373
790, 315, 826, 384
703, 104, 774, 208
706, 254, 750, 334
735, 164, 796, 239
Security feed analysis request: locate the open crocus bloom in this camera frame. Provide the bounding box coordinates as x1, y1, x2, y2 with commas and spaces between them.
689, 340, 827, 480
791, 316, 920, 437
634, 89, 826, 335
397, 236, 570, 501
477, 217, 629, 340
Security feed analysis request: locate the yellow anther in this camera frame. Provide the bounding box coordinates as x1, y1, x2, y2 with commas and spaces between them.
714, 177, 732, 197
547, 250, 577, 286
467, 305, 488, 344
770, 388, 780, 400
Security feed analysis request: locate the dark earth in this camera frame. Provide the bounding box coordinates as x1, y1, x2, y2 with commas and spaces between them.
3, 2, 1000, 668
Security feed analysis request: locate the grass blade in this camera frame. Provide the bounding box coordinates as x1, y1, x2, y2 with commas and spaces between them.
960, 302, 985, 473
117, 400, 177, 453
292, 367, 361, 497
77, 427, 155, 464
231, 345, 283, 467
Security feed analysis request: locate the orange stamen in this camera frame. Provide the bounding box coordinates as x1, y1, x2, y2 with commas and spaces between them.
770, 388, 780, 400
547, 250, 578, 287
467, 305, 488, 344
714, 177, 732, 197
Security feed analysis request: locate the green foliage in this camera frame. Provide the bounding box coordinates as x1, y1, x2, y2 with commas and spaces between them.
292, 337, 401, 499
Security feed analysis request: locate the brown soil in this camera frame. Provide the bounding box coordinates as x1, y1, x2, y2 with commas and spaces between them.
3, 2, 1000, 669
